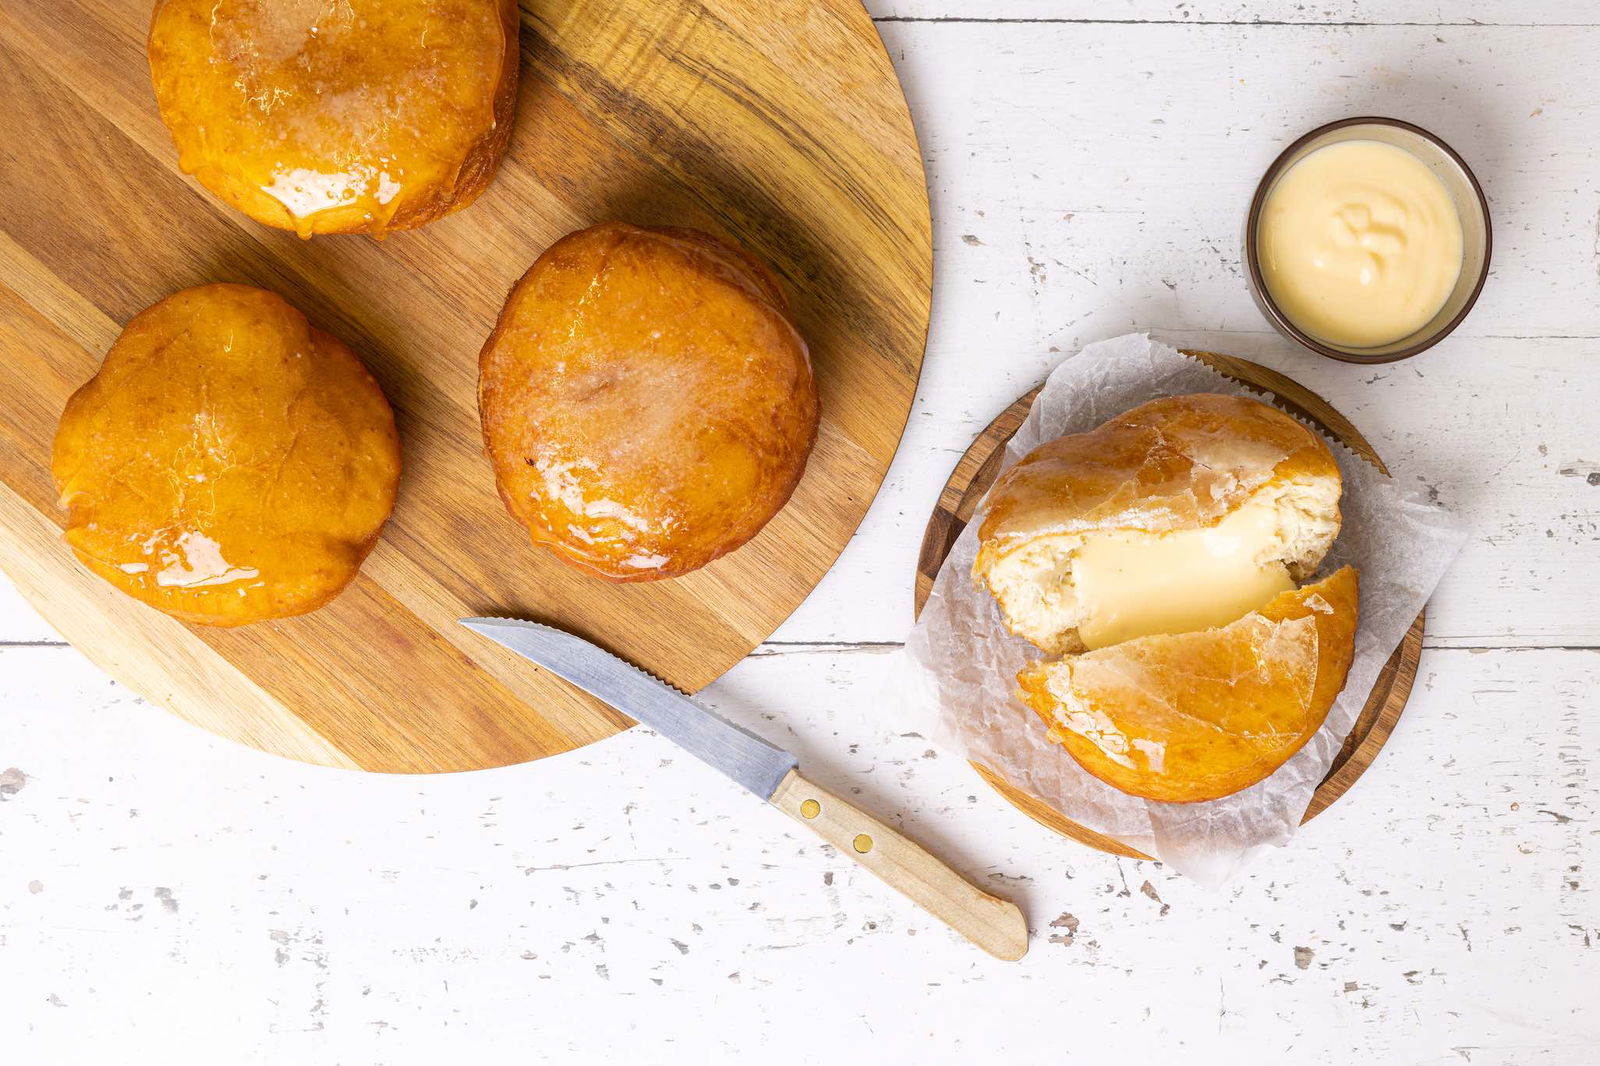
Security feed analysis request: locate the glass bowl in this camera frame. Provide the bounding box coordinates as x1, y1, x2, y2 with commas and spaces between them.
1244, 116, 1491, 364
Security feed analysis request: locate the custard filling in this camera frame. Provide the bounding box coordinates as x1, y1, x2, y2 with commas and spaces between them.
1070, 494, 1296, 650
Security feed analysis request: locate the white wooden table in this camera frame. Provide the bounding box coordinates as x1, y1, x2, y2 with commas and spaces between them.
3, 3, 1596, 1062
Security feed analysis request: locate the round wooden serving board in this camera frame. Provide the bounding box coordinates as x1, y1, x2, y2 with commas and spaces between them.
913, 352, 1424, 859
0, 0, 931, 772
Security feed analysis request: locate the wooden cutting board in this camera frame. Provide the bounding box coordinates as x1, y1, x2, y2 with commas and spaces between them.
0, 0, 931, 772
913, 353, 1424, 859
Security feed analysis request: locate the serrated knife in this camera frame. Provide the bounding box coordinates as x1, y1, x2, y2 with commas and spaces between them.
461, 617, 1028, 961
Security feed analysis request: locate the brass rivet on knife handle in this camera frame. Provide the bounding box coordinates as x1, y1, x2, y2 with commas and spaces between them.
769, 769, 1029, 961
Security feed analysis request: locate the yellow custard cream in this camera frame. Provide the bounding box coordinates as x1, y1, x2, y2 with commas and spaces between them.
1258, 139, 1464, 348
1070, 493, 1296, 650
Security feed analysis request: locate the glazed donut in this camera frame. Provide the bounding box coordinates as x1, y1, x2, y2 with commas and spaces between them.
53, 284, 402, 625
148, 0, 521, 236
479, 223, 819, 581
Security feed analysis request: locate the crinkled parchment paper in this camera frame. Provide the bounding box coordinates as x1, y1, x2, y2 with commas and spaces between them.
901, 334, 1469, 885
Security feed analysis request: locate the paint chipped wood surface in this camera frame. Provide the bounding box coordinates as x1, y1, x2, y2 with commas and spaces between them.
1, 646, 1593, 1060
0, 0, 931, 772
1, 1, 1597, 1062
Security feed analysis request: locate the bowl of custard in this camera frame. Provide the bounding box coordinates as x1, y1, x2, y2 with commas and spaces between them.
1246, 117, 1491, 363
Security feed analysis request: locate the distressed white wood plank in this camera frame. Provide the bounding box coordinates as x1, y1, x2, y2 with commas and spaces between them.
872, 23, 1600, 342
0, 644, 1594, 1062
0, 576, 61, 643
866, 0, 1600, 25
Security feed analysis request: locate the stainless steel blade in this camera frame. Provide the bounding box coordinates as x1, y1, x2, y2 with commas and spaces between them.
460, 618, 798, 799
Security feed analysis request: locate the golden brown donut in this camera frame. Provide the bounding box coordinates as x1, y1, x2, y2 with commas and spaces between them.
479, 222, 819, 581
52, 284, 402, 626
1016, 567, 1360, 804
148, 0, 521, 237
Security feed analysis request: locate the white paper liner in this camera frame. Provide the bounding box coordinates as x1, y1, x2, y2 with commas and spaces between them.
900, 334, 1469, 885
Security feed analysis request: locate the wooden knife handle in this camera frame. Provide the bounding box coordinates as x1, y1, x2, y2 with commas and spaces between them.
769, 768, 1028, 960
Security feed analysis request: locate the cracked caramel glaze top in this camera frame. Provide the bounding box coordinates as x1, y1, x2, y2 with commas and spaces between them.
148, 0, 520, 237
976, 393, 1342, 559
479, 223, 820, 582
52, 285, 402, 626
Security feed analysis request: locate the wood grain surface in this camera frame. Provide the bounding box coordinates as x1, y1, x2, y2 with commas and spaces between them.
0, 0, 931, 772
913, 352, 1425, 860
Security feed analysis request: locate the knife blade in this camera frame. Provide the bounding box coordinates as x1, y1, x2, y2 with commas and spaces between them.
461, 616, 1029, 961
460, 617, 797, 799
